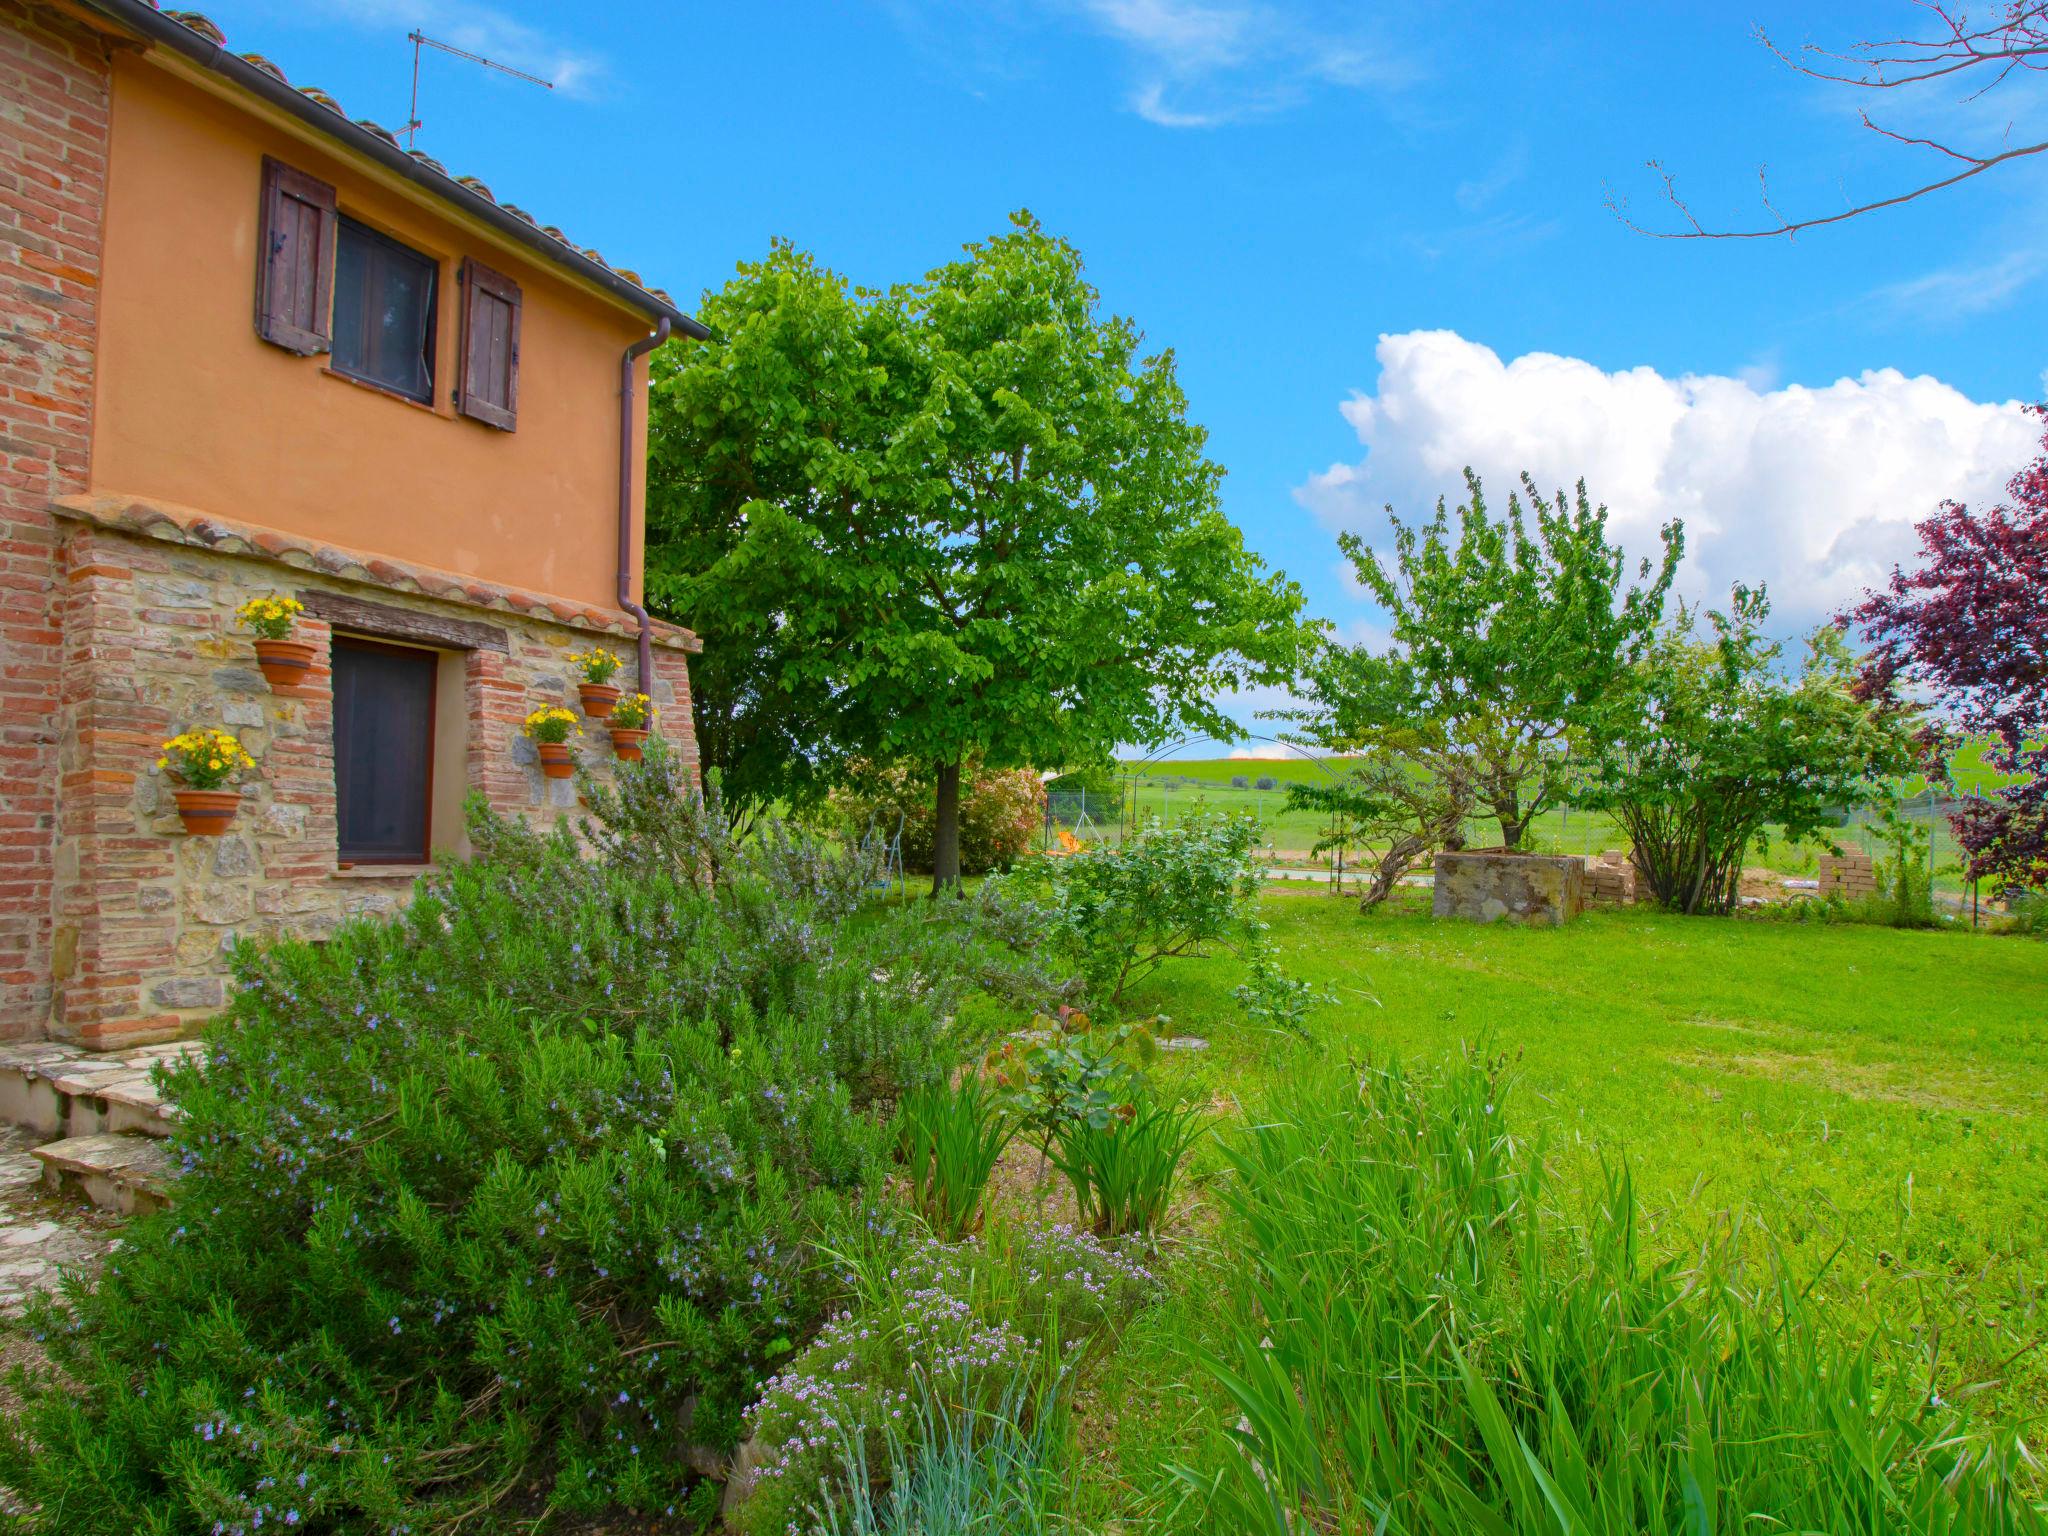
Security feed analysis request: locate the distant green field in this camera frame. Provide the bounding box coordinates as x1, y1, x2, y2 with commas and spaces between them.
1090, 748, 2028, 892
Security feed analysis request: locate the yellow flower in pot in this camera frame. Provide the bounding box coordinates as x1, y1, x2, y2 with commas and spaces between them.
158, 728, 256, 835
607, 693, 656, 760
523, 706, 582, 779
235, 593, 312, 690
567, 647, 624, 719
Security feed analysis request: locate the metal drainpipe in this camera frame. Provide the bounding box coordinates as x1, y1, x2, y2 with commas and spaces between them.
620, 316, 672, 696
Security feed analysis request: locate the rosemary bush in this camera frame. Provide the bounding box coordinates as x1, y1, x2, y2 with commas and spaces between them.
0, 774, 1035, 1534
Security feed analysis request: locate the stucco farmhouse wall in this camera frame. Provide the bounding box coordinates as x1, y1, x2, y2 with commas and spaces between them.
44, 514, 698, 1049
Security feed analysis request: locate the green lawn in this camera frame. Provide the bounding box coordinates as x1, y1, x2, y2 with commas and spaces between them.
1064, 893, 2048, 1523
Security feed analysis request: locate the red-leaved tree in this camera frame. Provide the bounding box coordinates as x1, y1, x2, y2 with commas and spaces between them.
1843, 406, 2048, 890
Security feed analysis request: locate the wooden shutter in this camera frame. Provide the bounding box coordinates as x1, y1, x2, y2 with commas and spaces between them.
457, 257, 521, 430
255, 156, 336, 355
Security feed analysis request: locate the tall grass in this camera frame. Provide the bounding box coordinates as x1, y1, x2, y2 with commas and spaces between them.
816, 1381, 1064, 1536
898, 1077, 1017, 1240
1048, 1097, 1205, 1238
1176, 1050, 2047, 1534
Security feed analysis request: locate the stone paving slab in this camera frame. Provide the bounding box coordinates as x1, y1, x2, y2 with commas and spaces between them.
0, 1126, 120, 1317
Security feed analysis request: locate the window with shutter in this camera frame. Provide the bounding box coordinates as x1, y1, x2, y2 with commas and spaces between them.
332, 217, 439, 403
255, 157, 337, 355
332, 639, 438, 865
457, 258, 521, 431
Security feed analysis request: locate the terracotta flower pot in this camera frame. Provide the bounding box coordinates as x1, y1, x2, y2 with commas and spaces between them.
173, 788, 241, 836
578, 682, 622, 719
536, 740, 576, 780
609, 727, 650, 761
252, 637, 316, 690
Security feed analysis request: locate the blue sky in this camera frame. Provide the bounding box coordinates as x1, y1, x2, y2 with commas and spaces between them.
206, 0, 2045, 726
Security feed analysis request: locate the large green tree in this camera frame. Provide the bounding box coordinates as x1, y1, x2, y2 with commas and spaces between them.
1321, 470, 1683, 849
648, 215, 1309, 887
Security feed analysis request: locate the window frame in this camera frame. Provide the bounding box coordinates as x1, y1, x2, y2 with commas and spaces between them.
329, 215, 442, 407
331, 635, 440, 868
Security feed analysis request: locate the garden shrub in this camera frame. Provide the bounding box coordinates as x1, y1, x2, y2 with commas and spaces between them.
1180, 1050, 2047, 1534
833, 760, 1046, 875
732, 1222, 1154, 1536
0, 770, 1042, 1534
990, 813, 1321, 1032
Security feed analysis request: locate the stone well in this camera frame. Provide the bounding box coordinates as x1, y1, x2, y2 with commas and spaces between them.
1432, 850, 1585, 927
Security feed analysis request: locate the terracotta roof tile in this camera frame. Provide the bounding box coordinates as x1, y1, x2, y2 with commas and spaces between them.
50, 493, 701, 653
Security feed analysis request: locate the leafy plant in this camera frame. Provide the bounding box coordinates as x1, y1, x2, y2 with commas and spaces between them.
156, 727, 256, 789
833, 758, 1047, 876
733, 1223, 1153, 1536
568, 646, 624, 684
815, 1377, 1065, 1536
522, 704, 581, 743
233, 592, 303, 640
1046, 1095, 1204, 1239
609, 691, 655, 730
982, 1007, 1156, 1149
1177, 1050, 2045, 1534
1285, 754, 1471, 909
998, 814, 1318, 1032
897, 1078, 1018, 1241
1579, 589, 1917, 914
0, 790, 1033, 1532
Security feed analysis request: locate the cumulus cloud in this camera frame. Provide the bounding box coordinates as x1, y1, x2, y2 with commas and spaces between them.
1297, 331, 2039, 633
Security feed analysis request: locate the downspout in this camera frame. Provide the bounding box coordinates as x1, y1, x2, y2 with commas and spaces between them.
620, 316, 672, 695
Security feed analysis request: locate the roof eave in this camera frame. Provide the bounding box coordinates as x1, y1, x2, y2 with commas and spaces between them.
84, 0, 710, 341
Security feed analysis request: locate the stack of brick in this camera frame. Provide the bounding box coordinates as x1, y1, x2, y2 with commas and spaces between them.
1817, 849, 1878, 900
0, 1, 108, 1046
1581, 849, 1637, 905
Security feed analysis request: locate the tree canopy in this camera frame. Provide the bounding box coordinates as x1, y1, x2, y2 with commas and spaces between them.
647, 215, 1310, 884
1580, 587, 1917, 914
1304, 469, 1682, 849
1845, 407, 2048, 890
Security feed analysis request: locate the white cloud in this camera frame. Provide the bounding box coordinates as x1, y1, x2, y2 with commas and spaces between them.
1872, 249, 2048, 323
1065, 0, 1415, 126
1297, 330, 2039, 633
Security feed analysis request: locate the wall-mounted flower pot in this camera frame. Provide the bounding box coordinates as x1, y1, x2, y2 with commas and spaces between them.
252, 638, 317, 690
536, 741, 576, 780
578, 682, 621, 719
609, 727, 649, 761
173, 789, 241, 836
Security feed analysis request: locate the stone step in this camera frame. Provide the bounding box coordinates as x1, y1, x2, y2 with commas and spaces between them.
32, 1133, 177, 1216
0, 1040, 196, 1143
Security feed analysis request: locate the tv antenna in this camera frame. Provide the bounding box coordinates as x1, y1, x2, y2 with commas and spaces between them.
403, 30, 554, 150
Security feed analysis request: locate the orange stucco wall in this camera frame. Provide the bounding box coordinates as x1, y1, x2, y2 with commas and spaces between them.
89, 52, 652, 612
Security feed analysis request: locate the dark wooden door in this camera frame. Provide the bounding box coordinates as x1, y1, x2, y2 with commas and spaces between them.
332, 638, 437, 864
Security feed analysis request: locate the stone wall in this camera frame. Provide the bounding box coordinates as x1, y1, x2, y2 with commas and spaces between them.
0, 3, 109, 1039
47, 519, 698, 1048
1433, 851, 1585, 927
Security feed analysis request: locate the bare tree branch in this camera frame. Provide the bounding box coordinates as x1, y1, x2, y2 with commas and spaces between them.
1619, 2, 2048, 239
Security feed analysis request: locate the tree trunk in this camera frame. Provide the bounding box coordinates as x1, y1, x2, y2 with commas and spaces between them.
931, 760, 963, 894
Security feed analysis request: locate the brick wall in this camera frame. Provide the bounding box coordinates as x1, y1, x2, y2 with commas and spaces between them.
0, 3, 110, 1039
51, 520, 700, 1049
